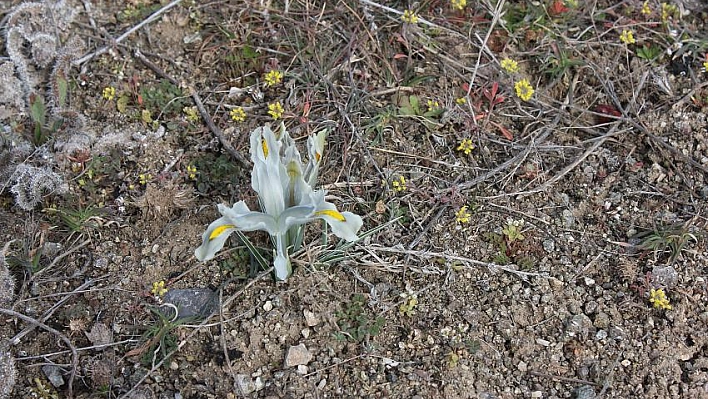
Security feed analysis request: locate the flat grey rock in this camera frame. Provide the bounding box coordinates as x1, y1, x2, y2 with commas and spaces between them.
163, 288, 219, 320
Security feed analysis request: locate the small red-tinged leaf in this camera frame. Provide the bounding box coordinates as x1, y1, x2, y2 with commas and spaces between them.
302, 101, 311, 117
474, 113, 487, 121
593, 104, 621, 123
299, 116, 309, 124
549, 0, 569, 16
490, 81, 499, 98
462, 82, 470, 92
493, 95, 506, 105
137, 94, 144, 107
498, 125, 513, 141
490, 120, 513, 140
393, 53, 408, 60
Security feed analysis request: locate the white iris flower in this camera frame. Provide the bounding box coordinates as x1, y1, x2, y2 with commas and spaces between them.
195, 125, 363, 281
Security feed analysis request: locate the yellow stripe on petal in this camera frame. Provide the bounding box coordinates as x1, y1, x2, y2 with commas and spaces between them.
262, 138, 269, 158
315, 209, 346, 221
209, 224, 236, 240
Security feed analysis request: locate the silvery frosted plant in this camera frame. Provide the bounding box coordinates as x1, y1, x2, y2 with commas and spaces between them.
10, 163, 66, 211
0, 344, 16, 399
195, 125, 363, 280
0, 243, 16, 399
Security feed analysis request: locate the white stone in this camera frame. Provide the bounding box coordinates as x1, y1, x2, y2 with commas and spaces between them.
263, 301, 273, 312
285, 344, 313, 367
303, 310, 319, 326
517, 361, 528, 372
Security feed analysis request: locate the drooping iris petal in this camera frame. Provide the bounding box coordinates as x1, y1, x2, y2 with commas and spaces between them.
194, 216, 237, 261
309, 190, 363, 242
316, 210, 363, 242
218, 201, 278, 235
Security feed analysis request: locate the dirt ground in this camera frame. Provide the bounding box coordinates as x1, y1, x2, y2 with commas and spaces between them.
1, 0, 708, 398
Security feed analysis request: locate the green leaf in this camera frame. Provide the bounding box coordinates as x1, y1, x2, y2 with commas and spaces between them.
56, 75, 69, 108
408, 95, 420, 114
242, 45, 257, 60
29, 94, 46, 125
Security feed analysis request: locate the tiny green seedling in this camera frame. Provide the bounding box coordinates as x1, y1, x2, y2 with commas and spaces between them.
334, 293, 385, 342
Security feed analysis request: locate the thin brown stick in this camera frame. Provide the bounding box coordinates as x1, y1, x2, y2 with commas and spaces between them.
133, 50, 250, 168
528, 370, 601, 387
0, 308, 78, 398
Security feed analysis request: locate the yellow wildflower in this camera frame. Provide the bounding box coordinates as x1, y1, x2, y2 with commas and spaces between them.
703, 61, 708, 72
102, 86, 116, 101
139, 173, 152, 185
427, 99, 440, 110
641, 1, 651, 15
455, 206, 471, 223
514, 79, 534, 101
451, 0, 466, 11
230, 107, 246, 122
455, 97, 467, 105
649, 288, 672, 310
263, 70, 283, 87
183, 106, 199, 123
661, 3, 678, 22
186, 164, 198, 180
401, 9, 419, 24
392, 175, 407, 192
151, 281, 168, 297
619, 29, 636, 44
500, 58, 519, 73
268, 102, 284, 120
457, 138, 474, 155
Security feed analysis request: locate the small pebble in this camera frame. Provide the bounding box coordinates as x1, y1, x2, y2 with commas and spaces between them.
263, 301, 273, 312
285, 344, 313, 367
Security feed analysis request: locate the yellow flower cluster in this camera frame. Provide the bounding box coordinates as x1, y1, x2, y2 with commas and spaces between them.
230, 106, 246, 122
514, 79, 534, 102
151, 280, 168, 297
455, 206, 471, 223
392, 175, 407, 192
102, 86, 116, 101
401, 9, 419, 24
268, 102, 284, 120
457, 138, 474, 155
186, 164, 198, 180
183, 106, 199, 123
620, 29, 636, 44
427, 99, 440, 110
703, 61, 708, 72
451, 0, 466, 11
649, 288, 672, 310
661, 3, 678, 22
264, 70, 283, 87
641, 1, 651, 15
455, 97, 467, 105
139, 173, 152, 185
500, 58, 519, 73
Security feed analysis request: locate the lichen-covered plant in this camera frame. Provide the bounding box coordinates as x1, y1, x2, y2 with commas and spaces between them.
194, 124, 363, 280
0, 0, 88, 210
0, 242, 17, 398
